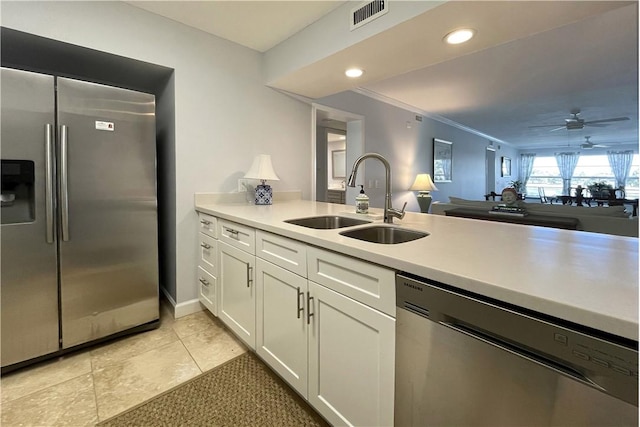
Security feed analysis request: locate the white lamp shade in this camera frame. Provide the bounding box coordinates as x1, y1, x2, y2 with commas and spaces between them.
244, 154, 280, 181
409, 173, 438, 192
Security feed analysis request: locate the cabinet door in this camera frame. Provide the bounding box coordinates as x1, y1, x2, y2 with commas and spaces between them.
197, 266, 217, 315
256, 258, 308, 398
308, 281, 395, 427
218, 241, 255, 349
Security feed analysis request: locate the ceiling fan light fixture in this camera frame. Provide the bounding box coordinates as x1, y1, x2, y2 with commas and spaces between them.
444, 28, 475, 45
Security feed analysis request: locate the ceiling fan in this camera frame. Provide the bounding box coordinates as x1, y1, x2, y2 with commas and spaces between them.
529, 109, 630, 132
580, 136, 608, 149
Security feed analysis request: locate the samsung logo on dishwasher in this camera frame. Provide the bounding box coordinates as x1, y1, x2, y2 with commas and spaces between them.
403, 282, 423, 291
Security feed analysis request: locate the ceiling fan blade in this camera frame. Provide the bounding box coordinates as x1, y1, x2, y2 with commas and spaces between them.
528, 123, 565, 128
549, 126, 567, 132
584, 117, 630, 125
593, 144, 609, 148
584, 123, 609, 127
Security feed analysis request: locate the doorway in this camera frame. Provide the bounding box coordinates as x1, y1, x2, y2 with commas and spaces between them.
486, 147, 496, 195
312, 104, 364, 204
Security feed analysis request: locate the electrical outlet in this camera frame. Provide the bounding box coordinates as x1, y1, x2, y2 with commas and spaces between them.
368, 179, 373, 189
375, 180, 380, 189
238, 178, 250, 192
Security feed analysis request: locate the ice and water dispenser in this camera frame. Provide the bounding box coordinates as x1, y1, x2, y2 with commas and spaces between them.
1, 160, 36, 224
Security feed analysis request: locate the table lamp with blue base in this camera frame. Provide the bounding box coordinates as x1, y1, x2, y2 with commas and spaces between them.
244, 154, 280, 205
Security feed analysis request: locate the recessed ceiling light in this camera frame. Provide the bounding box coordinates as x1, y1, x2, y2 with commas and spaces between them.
444, 28, 475, 45
345, 68, 364, 78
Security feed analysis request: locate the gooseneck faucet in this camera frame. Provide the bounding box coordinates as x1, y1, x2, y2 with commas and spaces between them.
347, 153, 407, 224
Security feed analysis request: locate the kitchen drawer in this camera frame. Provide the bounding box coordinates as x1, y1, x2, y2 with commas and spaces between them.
198, 266, 217, 316
307, 246, 395, 316
199, 232, 217, 275
256, 230, 307, 277
218, 219, 255, 254
198, 213, 217, 238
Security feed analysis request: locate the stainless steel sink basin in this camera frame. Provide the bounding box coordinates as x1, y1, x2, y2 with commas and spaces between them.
284, 215, 372, 229
339, 225, 429, 244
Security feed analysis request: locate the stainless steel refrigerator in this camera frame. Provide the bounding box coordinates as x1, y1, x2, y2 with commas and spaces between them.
1, 67, 159, 370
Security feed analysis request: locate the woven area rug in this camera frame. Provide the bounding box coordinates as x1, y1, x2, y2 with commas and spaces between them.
97, 352, 329, 427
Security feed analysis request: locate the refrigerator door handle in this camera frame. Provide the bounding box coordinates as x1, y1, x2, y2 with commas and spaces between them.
60, 125, 70, 241
45, 123, 55, 243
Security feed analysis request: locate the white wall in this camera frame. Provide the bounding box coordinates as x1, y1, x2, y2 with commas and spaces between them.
1, 1, 312, 310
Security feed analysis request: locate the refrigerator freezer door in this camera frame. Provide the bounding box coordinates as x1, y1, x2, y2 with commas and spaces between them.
1, 68, 60, 367
57, 77, 159, 348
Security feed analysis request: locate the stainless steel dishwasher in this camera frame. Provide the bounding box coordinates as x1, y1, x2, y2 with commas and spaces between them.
395, 273, 638, 427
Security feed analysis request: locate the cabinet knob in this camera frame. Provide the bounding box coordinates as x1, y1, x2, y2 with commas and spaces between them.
200, 219, 211, 226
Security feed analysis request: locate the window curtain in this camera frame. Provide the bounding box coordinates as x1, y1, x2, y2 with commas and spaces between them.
519, 153, 536, 188
607, 150, 634, 188
554, 152, 580, 195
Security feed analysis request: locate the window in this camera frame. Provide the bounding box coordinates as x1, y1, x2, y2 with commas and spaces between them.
526, 154, 639, 199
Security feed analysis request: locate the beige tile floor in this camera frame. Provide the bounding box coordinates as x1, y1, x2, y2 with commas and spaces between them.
0, 302, 247, 426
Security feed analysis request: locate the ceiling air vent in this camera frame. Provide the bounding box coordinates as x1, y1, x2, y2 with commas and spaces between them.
350, 0, 389, 31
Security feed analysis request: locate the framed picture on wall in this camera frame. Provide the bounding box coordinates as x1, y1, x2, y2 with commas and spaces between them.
332, 150, 346, 179
501, 156, 511, 177
433, 138, 453, 182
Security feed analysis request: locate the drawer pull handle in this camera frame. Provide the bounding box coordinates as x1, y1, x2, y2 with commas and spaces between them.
226, 228, 239, 239
200, 243, 211, 249
297, 287, 304, 319
306, 292, 314, 325
200, 220, 211, 225
199, 278, 210, 287
247, 265, 253, 287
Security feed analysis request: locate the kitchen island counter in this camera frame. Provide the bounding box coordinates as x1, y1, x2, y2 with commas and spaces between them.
195, 198, 638, 341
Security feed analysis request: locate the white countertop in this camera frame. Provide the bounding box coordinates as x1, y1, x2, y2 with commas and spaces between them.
195, 199, 639, 341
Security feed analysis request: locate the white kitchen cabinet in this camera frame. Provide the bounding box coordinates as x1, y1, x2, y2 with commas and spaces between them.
218, 218, 255, 254
199, 233, 217, 273
198, 212, 217, 238
195, 210, 395, 426
197, 266, 217, 314
218, 240, 256, 349
307, 246, 395, 317
256, 237, 396, 426
308, 280, 395, 427
256, 230, 307, 277
255, 257, 309, 398
197, 213, 218, 315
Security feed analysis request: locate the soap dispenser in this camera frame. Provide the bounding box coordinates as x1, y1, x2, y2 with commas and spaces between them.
356, 185, 369, 214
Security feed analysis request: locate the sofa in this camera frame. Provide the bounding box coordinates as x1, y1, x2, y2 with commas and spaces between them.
431, 197, 639, 238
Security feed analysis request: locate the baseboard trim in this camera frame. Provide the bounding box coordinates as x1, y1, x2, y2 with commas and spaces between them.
160, 287, 203, 319
175, 299, 203, 318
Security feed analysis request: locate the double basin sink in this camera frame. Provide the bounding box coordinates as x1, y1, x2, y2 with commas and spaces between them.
284, 215, 428, 244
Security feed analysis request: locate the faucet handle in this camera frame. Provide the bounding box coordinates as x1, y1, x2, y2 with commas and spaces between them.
399, 201, 407, 217
389, 202, 407, 220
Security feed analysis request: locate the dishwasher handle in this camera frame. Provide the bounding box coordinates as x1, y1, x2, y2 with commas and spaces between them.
439, 321, 607, 394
